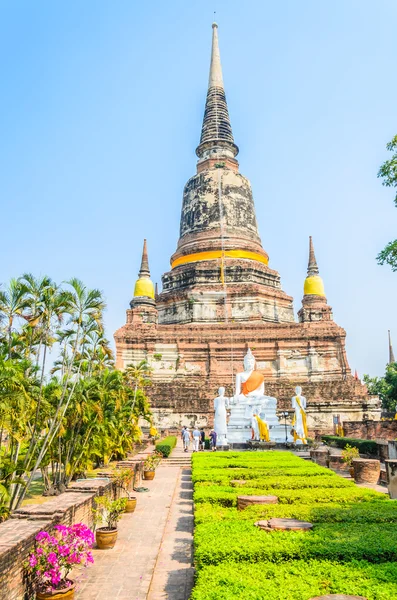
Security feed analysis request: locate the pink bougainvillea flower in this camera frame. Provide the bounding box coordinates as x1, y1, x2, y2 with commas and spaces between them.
47, 552, 58, 565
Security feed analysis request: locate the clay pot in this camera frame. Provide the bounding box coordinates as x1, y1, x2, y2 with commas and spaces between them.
36, 582, 75, 600
349, 466, 355, 478
143, 470, 155, 480
125, 497, 137, 513
96, 527, 118, 549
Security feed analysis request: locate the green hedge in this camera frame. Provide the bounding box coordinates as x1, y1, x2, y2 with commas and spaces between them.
191, 450, 396, 599
194, 521, 397, 566
192, 465, 333, 483
194, 500, 397, 525
193, 483, 385, 507
155, 435, 177, 458
322, 435, 378, 455
191, 560, 397, 600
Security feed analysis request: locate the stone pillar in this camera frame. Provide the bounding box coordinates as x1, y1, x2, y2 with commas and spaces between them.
388, 440, 397, 459
385, 459, 397, 499
352, 458, 380, 484
310, 448, 329, 467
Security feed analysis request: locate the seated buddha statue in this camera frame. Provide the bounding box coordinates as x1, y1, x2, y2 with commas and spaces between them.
233, 348, 277, 419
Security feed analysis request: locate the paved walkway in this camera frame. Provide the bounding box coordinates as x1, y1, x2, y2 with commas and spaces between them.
75, 442, 194, 600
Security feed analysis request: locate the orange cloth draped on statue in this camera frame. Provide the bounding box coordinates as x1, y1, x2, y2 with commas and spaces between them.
241, 371, 265, 396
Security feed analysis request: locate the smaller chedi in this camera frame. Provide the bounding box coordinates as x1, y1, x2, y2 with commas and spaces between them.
221, 348, 293, 444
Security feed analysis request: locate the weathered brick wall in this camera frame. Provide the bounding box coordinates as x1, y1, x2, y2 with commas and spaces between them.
343, 420, 397, 441
0, 479, 118, 600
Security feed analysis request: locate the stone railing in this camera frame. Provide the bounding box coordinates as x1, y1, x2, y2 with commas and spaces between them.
0, 478, 118, 600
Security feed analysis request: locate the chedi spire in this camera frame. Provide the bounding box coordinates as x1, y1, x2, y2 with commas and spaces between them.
304, 236, 325, 297
196, 23, 238, 160
131, 239, 155, 305
389, 330, 395, 364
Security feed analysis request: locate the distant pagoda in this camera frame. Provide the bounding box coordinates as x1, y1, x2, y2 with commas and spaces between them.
115, 24, 380, 433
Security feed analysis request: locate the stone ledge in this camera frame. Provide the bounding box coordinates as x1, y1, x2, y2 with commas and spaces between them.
0, 478, 117, 600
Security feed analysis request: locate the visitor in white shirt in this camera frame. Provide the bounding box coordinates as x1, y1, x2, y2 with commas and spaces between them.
192, 427, 201, 452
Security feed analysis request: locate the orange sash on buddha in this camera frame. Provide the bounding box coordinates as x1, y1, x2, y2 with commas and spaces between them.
241, 370, 265, 396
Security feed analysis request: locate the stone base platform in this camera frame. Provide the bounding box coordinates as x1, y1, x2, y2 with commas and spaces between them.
238, 495, 278, 510
255, 518, 313, 531
247, 441, 277, 450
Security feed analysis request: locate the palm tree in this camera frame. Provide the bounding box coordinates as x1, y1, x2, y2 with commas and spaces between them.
0, 279, 30, 358
125, 360, 152, 413
15, 281, 106, 508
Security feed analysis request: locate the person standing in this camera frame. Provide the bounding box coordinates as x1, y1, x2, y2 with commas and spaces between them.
200, 428, 205, 451
192, 427, 201, 452
209, 429, 217, 451
182, 428, 191, 452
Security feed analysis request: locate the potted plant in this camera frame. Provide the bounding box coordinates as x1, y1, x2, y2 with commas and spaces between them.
143, 452, 162, 480
93, 496, 127, 549
26, 523, 94, 599
341, 443, 360, 477
114, 468, 137, 513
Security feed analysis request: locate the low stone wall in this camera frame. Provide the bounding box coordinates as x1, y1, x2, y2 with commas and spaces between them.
0, 479, 118, 600
343, 420, 397, 441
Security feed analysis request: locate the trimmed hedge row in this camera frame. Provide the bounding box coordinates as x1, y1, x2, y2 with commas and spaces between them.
322, 435, 378, 455
194, 500, 397, 525
191, 450, 397, 599
191, 560, 397, 600
155, 435, 177, 457
192, 465, 333, 483
194, 521, 397, 566
193, 482, 385, 506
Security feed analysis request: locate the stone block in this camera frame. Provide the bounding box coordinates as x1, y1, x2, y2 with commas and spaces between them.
309, 596, 367, 600
255, 518, 313, 531
328, 454, 349, 472
352, 458, 380, 484
237, 495, 278, 510
310, 448, 329, 467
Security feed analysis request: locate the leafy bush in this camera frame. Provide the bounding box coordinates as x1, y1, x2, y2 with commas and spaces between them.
191, 449, 396, 599
155, 436, 177, 458
194, 521, 397, 566
191, 559, 397, 600
193, 482, 386, 507
192, 465, 333, 483
322, 435, 378, 455
194, 500, 397, 526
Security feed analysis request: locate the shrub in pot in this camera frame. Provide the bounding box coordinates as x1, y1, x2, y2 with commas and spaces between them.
342, 444, 360, 477
143, 452, 162, 480
26, 523, 94, 600
93, 496, 127, 549
114, 468, 137, 512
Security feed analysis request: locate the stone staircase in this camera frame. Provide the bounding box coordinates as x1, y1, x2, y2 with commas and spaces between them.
162, 454, 192, 467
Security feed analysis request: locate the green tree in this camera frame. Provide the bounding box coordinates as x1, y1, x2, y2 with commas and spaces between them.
364, 363, 397, 412
377, 135, 397, 270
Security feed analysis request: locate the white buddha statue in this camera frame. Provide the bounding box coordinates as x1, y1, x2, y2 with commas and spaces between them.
233, 348, 276, 420
227, 348, 293, 444
214, 387, 229, 446
291, 386, 308, 445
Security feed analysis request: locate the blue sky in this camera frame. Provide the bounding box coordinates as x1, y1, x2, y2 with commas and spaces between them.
1, 0, 396, 377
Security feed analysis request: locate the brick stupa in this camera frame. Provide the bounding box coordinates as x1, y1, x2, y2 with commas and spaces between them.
114, 24, 380, 433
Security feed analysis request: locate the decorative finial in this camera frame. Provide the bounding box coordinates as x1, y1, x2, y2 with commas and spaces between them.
389, 330, 395, 364
208, 21, 224, 89
307, 236, 319, 277
132, 239, 155, 301
303, 236, 325, 297
139, 239, 150, 279
196, 23, 238, 159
